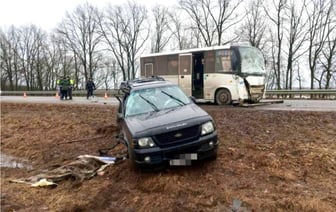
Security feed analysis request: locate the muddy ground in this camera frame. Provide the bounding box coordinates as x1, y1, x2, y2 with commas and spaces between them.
1, 102, 336, 212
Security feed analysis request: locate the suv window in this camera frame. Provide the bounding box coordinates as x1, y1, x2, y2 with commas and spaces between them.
125, 85, 191, 117
116, 77, 218, 169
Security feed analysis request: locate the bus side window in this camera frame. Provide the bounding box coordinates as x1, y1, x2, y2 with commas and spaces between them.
215, 50, 231, 72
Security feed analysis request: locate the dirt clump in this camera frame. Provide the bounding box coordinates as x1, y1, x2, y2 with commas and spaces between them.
1, 102, 336, 211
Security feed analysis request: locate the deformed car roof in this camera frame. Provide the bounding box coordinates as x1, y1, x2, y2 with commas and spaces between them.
119, 76, 173, 94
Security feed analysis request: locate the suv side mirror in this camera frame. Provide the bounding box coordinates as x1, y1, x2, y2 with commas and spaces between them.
189, 96, 196, 103
117, 113, 123, 122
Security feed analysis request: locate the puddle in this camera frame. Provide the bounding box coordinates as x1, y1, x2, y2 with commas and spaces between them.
0, 152, 33, 170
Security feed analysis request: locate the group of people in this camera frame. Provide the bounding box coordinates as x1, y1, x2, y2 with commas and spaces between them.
57, 77, 96, 100
57, 76, 74, 100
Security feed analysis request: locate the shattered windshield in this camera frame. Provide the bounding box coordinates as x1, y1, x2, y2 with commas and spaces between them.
239, 47, 266, 75
125, 85, 191, 117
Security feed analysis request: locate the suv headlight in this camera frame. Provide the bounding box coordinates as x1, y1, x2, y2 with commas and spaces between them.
201, 121, 215, 135
137, 137, 156, 148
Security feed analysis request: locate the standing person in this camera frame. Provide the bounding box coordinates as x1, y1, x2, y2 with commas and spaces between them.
59, 76, 69, 100
86, 78, 96, 99
62, 77, 70, 100
56, 78, 61, 99
67, 76, 74, 100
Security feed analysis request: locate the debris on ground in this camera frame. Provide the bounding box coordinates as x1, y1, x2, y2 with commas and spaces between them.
9, 155, 126, 187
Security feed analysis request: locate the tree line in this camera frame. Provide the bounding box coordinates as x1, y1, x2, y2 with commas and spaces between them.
0, 0, 335, 91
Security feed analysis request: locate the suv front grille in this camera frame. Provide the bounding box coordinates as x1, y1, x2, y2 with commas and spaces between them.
154, 125, 200, 147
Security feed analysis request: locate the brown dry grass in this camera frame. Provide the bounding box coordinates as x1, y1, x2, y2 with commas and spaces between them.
1, 102, 336, 211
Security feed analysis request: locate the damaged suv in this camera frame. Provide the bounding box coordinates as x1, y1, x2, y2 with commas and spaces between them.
116, 76, 218, 169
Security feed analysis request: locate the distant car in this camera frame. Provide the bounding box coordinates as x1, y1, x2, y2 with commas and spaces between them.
115, 76, 218, 169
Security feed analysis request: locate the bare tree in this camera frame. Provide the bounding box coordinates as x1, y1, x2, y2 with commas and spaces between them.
168, 8, 202, 50
1, 25, 57, 91
179, 0, 243, 47
97, 1, 149, 80
17, 26, 33, 90
264, 0, 287, 89
283, 0, 308, 89
168, 10, 185, 50
46, 34, 77, 89
294, 61, 304, 89
15, 25, 48, 90
305, 0, 334, 89
150, 5, 172, 53
0, 27, 17, 90
238, 0, 267, 49
0, 26, 37, 90
33, 29, 50, 90
318, 21, 336, 89
57, 3, 102, 82
96, 57, 119, 90
266, 32, 279, 89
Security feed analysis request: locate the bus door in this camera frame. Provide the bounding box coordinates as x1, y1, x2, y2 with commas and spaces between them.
192, 53, 204, 99
178, 53, 192, 96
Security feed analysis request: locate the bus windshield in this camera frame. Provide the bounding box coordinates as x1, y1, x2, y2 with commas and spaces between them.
239, 47, 265, 75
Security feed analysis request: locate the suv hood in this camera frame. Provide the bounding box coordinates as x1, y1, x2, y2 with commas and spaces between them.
125, 104, 211, 137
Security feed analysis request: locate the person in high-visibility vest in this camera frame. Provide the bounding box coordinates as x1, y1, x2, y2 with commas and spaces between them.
67, 76, 74, 100
56, 78, 61, 99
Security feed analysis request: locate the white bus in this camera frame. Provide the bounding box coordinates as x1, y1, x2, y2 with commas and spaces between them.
140, 45, 266, 105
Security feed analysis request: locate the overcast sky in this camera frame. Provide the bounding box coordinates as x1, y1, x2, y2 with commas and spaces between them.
0, 0, 176, 31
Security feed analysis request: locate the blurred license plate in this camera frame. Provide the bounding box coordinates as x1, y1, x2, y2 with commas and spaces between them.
169, 153, 198, 166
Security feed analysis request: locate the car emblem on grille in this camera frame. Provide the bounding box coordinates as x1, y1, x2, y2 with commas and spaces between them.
174, 133, 183, 138
166, 122, 187, 130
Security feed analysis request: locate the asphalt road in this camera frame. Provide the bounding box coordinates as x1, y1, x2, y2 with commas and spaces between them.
257, 99, 336, 112
1, 96, 336, 111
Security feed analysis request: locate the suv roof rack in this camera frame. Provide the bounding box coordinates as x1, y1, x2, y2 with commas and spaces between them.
119, 76, 165, 94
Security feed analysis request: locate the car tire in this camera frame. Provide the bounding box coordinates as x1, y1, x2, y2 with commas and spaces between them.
209, 152, 217, 160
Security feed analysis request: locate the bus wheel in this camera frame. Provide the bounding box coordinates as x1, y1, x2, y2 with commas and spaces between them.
215, 89, 231, 105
